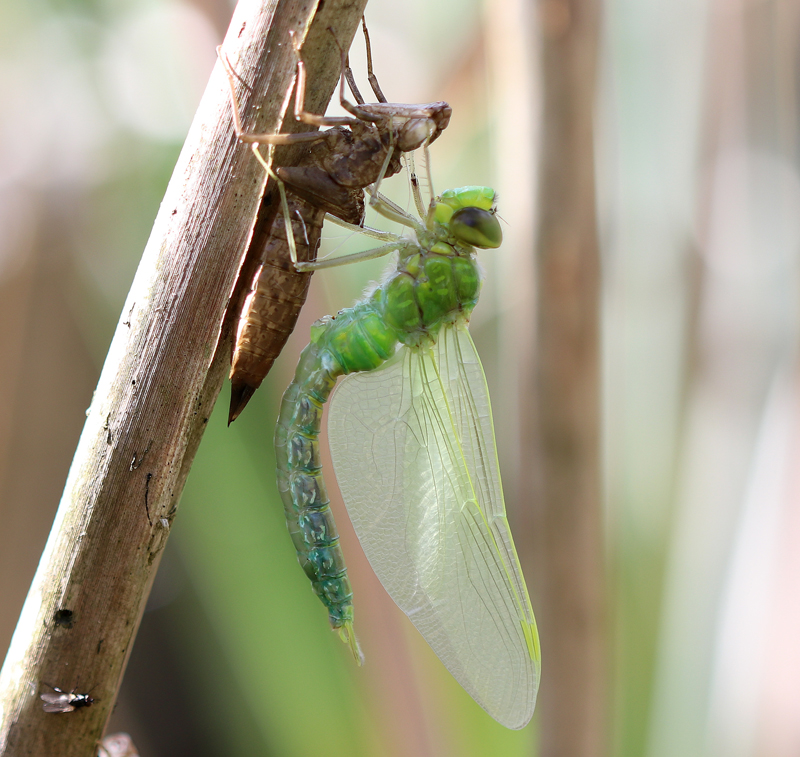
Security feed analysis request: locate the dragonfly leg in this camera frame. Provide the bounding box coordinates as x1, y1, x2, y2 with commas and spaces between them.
327, 28, 387, 125
295, 239, 414, 271
343, 35, 367, 107
360, 16, 388, 104
368, 125, 398, 200
361, 16, 439, 219
249, 144, 302, 266
217, 46, 331, 145
289, 29, 384, 129
366, 189, 427, 234
217, 46, 361, 144
285, 29, 389, 130
338, 22, 392, 192
343, 56, 364, 105
406, 152, 427, 219
291, 57, 373, 129
324, 214, 403, 242
405, 142, 437, 219
346, 17, 401, 202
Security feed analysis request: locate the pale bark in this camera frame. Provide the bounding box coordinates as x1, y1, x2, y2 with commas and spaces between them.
0, 1, 368, 755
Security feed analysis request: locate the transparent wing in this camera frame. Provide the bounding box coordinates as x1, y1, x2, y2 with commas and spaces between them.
40, 693, 72, 712
329, 322, 540, 729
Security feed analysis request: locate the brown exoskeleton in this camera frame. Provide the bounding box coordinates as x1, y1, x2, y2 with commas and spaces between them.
221, 19, 451, 422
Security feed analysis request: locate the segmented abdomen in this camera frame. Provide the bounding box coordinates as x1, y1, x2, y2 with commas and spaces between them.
274, 251, 480, 645
229, 195, 323, 422
274, 340, 354, 630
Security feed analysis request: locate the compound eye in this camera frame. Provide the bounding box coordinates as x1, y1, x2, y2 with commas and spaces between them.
450, 207, 502, 249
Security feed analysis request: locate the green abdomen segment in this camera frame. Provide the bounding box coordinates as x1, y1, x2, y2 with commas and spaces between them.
274, 249, 481, 655
274, 347, 357, 641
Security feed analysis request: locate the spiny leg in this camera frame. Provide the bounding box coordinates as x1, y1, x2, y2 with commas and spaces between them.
291, 48, 377, 129
219, 43, 360, 268
218, 35, 329, 274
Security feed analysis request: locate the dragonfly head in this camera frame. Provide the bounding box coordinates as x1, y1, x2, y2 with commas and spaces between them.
433, 187, 503, 249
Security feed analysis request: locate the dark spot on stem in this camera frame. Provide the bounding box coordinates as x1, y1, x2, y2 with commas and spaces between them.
144, 472, 153, 526
54, 609, 74, 628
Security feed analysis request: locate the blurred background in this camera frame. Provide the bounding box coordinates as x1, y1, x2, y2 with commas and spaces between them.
1, 0, 799, 755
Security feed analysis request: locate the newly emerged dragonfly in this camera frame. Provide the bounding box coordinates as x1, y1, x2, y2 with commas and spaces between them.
275, 186, 541, 729
221, 21, 451, 422
40, 683, 94, 713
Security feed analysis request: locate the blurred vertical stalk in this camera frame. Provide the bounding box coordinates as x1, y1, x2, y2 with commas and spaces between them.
523, 0, 605, 754
645, 0, 800, 754
0, 1, 368, 755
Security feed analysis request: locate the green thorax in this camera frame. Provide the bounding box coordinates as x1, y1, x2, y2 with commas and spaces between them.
311, 186, 501, 376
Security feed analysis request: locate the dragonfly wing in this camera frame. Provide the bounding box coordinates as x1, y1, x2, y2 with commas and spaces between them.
328, 323, 540, 729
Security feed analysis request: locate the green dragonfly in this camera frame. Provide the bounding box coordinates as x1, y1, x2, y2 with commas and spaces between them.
274, 185, 540, 729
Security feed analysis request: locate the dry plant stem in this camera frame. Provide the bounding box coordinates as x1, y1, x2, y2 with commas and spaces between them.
526, 0, 605, 755
0, 1, 368, 755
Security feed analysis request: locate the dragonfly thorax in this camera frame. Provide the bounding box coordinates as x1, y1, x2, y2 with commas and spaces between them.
382, 248, 482, 345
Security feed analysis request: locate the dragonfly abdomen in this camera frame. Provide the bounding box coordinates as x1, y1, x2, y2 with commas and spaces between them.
229, 197, 323, 421
274, 344, 362, 660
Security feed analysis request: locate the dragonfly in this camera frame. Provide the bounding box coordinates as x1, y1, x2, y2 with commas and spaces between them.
221, 20, 451, 422
274, 185, 541, 729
